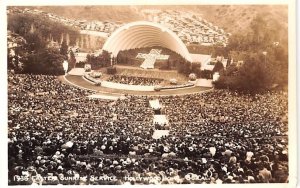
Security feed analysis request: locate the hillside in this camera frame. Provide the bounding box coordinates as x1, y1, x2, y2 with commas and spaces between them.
192, 5, 288, 45
142, 5, 287, 34
31, 6, 144, 23
29, 5, 287, 35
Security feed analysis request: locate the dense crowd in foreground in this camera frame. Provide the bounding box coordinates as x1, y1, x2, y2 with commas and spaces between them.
8, 72, 288, 185
107, 75, 163, 86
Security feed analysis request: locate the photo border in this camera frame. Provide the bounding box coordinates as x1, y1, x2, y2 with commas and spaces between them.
1, 0, 297, 188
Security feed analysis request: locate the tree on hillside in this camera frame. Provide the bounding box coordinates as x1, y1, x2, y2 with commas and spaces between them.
68, 50, 76, 70
60, 39, 68, 59
8, 13, 80, 45
236, 55, 271, 91
227, 14, 283, 53
215, 53, 272, 92
24, 48, 65, 75
101, 50, 111, 66
177, 61, 191, 75
250, 15, 268, 46
86, 54, 92, 64
223, 64, 238, 76
212, 61, 224, 73
7, 34, 28, 73
216, 14, 288, 91
220, 54, 271, 92
7, 13, 82, 75
191, 63, 201, 77
24, 32, 46, 52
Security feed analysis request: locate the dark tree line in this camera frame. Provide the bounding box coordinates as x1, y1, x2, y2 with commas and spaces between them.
24, 48, 65, 75
7, 13, 80, 75
8, 13, 79, 46
214, 14, 288, 92
84, 50, 112, 69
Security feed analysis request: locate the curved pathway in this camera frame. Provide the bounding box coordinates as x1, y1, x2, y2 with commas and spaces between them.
59, 75, 213, 96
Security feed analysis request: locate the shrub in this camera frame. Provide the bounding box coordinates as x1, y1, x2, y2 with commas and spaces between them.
170, 78, 177, 85
154, 86, 162, 91
107, 67, 117, 75
94, 81, 101, 86
91, 71, 102, 78
189, 73, 197, 81
84, 64, 91, 72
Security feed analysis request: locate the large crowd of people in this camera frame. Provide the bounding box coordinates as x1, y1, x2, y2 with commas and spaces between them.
8, 72, 288, 185
107, 75, 163, 86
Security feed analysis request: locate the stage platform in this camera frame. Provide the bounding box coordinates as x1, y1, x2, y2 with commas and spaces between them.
68, 68, 85, 76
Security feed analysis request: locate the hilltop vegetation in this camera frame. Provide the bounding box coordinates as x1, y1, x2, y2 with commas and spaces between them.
214, 14, 288, 91
29, 5, 288, 53
7, 13, 80, 75
29, 6, 144, 23
8, 13, 80, 46
29, 5, 287, 37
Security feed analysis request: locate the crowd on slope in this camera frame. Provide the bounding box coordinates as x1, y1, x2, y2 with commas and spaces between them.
107, 75, 163, 86
8, 72, 288, 185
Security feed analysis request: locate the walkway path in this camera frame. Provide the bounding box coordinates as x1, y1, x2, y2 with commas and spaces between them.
60, 75, 212, 96
149, 99, 170, 139
87, 93, 125, 100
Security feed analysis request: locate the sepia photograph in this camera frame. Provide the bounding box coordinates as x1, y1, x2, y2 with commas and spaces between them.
4, 0, 297, 186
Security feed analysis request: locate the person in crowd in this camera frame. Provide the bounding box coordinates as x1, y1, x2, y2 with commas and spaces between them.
107, 75, 163, 86
8, 71, 288, 185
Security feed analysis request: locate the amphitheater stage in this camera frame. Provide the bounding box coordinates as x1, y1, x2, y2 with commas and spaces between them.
61, 75, 213, 96
82, 74, 155, 91
102, 65, 189, 83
